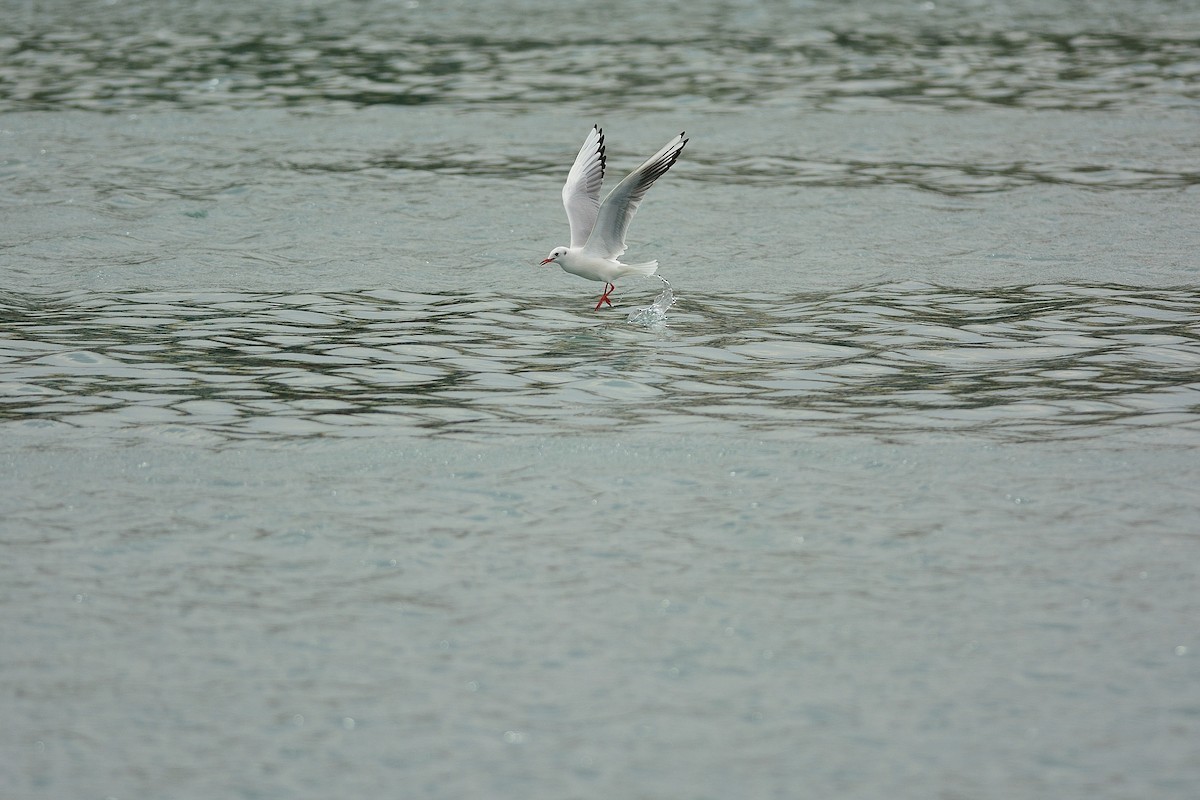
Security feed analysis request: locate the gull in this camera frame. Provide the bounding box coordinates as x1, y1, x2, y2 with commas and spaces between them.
540, 126, 688, 310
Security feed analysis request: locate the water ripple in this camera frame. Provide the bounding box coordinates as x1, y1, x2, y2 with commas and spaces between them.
709, 156, 1200, 195
3, 4, 1198, 114
281, 148, 1200, 199
2, 285, 1198, 443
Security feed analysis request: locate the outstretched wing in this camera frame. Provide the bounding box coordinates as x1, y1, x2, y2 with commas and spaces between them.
561, 125, 606, 249
582, 132, 687, 260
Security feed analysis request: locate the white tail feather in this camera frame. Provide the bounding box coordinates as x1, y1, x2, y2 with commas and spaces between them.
619, 260, 659, 277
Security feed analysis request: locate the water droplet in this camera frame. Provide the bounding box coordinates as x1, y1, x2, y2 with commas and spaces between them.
503, 730, 525, 744
342, 717, 356, 730
1176, 645, 1188, 656
626, 276, 675, 327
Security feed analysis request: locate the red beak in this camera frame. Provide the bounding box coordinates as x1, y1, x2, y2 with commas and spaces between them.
540, 257, 555, 265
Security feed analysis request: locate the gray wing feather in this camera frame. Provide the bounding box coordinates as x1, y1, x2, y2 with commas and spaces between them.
561, 125, 606, 249
582, 132, 687, 260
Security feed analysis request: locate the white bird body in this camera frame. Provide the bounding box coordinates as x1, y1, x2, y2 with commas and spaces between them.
552, 249, 659, 284
541, 126, 687, 310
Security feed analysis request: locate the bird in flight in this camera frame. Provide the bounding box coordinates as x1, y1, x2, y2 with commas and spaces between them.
540, 126, 688, 310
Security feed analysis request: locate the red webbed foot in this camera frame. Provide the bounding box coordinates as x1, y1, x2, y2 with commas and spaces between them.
593, 283, 615, 311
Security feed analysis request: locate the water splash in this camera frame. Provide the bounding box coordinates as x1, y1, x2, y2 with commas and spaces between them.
626, 276, 676, 327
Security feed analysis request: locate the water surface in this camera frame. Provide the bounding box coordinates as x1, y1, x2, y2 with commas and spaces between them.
3, 1, 1199, 798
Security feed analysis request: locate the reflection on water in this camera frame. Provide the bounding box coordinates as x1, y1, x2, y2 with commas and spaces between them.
3, 284, 1197, 443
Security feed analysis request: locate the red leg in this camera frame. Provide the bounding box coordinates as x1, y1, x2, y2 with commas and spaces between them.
593, 282, 615, 311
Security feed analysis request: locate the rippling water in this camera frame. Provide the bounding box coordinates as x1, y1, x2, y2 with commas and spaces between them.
4, 284, 1199, 443
3, 1, 1200, 798
4, 0, 1200, 114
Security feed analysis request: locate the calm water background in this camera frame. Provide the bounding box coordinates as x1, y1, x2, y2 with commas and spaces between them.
3, 1, 1200, 798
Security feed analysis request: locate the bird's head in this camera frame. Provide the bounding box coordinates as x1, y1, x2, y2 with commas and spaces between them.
540, 246, 569, 265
